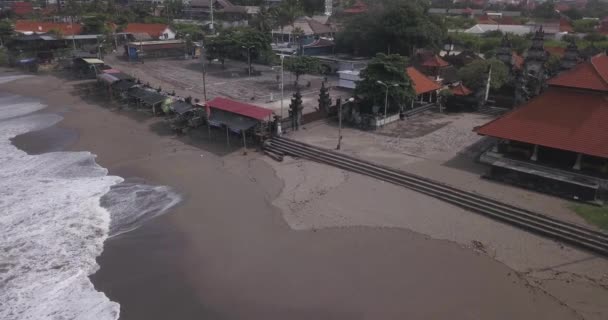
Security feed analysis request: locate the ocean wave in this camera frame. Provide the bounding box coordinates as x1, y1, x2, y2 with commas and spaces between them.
0, 92, 179, 319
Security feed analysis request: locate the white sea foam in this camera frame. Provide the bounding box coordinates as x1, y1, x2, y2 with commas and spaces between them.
0, 89, 179, 319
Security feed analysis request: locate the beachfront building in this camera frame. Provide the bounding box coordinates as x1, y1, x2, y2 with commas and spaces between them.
123, 23, 176, 40
125, 40, 186, 60
199, 97, 275, 146
475, 53, 608, 202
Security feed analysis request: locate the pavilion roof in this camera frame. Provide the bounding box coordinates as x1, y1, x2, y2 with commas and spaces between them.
406, 67, 441, 95
476, 88, 608, 158
547, 54, 608, 92
206, 97, 273, 121
422, 55, 450, 68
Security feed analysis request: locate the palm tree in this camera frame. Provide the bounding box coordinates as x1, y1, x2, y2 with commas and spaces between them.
274, 0, 303, 44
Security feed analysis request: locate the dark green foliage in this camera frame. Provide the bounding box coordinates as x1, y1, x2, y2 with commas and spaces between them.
335, 0, 445, 56
458, 58, 508, 91
354, 53, 415, 114
289, 88, 303, 130
284, 56, 321, 86
318, 81, 332, 114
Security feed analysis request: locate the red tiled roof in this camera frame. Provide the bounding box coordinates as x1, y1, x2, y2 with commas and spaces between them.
547, 54, 608, 91
12, 2, 33, 16
406, 67, 441, 95
343, 0, 368, 14
559, 18, 573, 33
422, 55, 450, 68
545, 46, 566, 57
15, 20, 82, 35
476, 88, 608, 158
450, 83, 473, 96
123, 23, 170, 38
206, 97, 273, 121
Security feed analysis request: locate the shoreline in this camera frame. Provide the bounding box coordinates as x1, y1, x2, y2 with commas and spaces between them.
1, 73, 599, 319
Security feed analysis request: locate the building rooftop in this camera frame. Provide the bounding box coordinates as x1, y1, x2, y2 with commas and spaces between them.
547, 54, 608, 92
123, 23, 171, 39
476, 88, 608, 158
15, 20, 82, 36
406, 67, 441, 95
205, 97, 273, 121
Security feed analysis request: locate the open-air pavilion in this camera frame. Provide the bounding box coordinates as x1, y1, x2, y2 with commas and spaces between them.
199, 97, 274, 150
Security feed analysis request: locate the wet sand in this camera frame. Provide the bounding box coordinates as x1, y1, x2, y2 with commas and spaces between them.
1, 74, 584, 319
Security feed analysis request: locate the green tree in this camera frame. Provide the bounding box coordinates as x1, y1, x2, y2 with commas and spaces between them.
172, 23, 204, 41
232, 27, 272, 71
458, 58, 508, 91
284, 55, 320, 86
583, 0, 608, 18
318, 81, 331, 114
206, 34, 234, 68
354, 53, 415, 114
532, 0, 558, 19
573, 19, 599, 33
583, 31, 606, 44
336, 0, 445, 56
289, 88, 303, 130
273, 0, 304, 43
82, 16, 108, 34
0, 20, 14, 46
545, 53, 561, 77
562, 9, 583, 20
251, 5, 275, 34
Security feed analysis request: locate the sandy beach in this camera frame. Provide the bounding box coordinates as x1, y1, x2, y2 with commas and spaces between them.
2, 72, 605, 319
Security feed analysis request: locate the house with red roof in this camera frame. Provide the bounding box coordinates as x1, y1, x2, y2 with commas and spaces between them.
11, 2, 34, 17
406, 66, 442, 103
475, 54, 608, 201
123, 23, 175, 40
342, 0, 368, 14
15, 20, 82, 36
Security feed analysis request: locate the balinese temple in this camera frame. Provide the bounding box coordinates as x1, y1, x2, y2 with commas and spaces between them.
475, 54, 608, 202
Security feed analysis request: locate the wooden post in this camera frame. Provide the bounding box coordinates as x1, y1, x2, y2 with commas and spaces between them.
226, 125, 230, 147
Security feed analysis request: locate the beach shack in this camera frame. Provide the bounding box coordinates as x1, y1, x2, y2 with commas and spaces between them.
97, 69, 135, 101
198, 97, 274, 149
73, 58, 110, 79
127, 87, 169, 114
166, 100, 206, 133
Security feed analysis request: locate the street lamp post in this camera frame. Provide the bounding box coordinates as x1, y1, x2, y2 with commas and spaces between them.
337, 97, 354, 150
242, 45, 254, 77
376, 80, 399, 127
278, 54, 285, 135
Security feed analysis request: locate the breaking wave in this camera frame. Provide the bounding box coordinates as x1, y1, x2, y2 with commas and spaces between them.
0, 88, 179, 319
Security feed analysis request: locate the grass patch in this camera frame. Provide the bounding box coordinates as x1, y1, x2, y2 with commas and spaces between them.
570, 204, 608, 231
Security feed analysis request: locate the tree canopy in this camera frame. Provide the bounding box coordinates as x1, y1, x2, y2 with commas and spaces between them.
354, 53, 415, 114
284, 55, 321, 86
458, 58, 508, 91
336, 0, 445, 56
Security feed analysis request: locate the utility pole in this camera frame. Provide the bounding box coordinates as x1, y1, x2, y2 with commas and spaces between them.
336, 97, 342, 150
209, 0, 214, 33
201, 40, 208, 102
376, 81, 398, 127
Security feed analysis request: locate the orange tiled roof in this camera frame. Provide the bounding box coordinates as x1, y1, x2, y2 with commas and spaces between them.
476, 88, 608, 158
406, 67, 441, 95
123, 23, 170, 38
15, 20, 82, 35
547, 54, 608, 91
422, 55, 450, 68
450, 83, 473, 96
545, 46, 566, 57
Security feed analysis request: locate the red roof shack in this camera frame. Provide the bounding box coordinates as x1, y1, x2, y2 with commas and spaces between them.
206, 97, 273, 121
